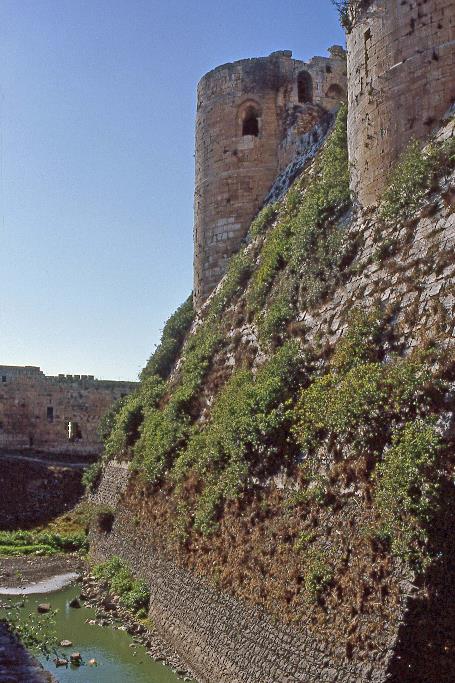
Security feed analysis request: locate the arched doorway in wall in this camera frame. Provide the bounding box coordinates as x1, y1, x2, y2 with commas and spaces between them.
297, 71, 313, 104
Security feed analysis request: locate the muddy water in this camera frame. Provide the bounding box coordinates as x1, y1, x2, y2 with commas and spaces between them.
0, 583, 183, 682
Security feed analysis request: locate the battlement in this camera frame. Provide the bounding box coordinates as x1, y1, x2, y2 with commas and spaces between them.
193, 46, 347, 308
0, 364, 136, 388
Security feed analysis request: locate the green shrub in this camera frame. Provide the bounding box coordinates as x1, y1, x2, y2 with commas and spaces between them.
258, 280, 295, 344
304, 550, 333, 600
133, 322, 222, 482
82, 460, 103, 493
294, 354, 432, 453
330, 308, 383, 372
373, 418, 441, 565
250, 202, 279, 238
171, 340, 304, 534
98, 395, 129, 443
141, 295, 194, 381
119, 579, 150, 612
208, 250, 254, 320
247, 217, 293, 313
93, 557, 150, 615
104, 374, 165, 461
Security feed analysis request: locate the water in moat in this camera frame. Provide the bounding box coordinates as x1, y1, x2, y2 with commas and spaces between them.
0, 582, 182, 682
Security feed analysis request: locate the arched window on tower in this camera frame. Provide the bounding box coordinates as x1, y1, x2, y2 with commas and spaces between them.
242, 105, 259, 136
297, 71, 313, 104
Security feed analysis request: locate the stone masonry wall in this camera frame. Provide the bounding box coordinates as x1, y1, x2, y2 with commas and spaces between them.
0, 365, 137, 455
347, 0, 455, 206
194, 47, 346, 307
91, 463, 398, 683
90, 126, 455, 681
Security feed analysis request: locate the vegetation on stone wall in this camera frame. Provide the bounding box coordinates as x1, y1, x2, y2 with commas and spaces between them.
141, 295, 194, 381
171, 340, 305, 535
293, 309, 445, 567
93, 556, 150, 616
331, 0, 371, 32
247, 105, 352, 343
96, 98, 454, 625
373, 418, 441, 565
247, 107, 350, 326
380, 137, 455, 223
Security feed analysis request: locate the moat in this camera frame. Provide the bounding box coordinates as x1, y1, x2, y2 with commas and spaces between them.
0, 582, 182, 682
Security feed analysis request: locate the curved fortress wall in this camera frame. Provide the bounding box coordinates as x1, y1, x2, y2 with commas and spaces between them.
194, 48, 347, 308
347, 0, 455, 206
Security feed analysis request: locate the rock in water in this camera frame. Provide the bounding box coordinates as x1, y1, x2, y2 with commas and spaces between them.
69, 597, 81, 608
37, 603, 51, 613
60, 640, 73, 647
54, 657, 68, 667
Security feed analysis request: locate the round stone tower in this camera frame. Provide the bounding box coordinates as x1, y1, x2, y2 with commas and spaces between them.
347, 0, 455, 207
194, 48, 347, 308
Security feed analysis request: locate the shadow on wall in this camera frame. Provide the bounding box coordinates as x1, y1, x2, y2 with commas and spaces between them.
0, 458, 84, 530
387, 478, 455, 682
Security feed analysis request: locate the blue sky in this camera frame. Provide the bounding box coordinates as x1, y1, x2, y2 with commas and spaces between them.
0, 0, 344, 380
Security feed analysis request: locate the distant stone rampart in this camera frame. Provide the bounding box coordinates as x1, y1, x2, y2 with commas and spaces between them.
0, 365, 137, 456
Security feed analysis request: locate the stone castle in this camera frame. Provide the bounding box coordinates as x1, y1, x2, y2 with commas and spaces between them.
194, 0, 455, 307
0, 365, 137, 455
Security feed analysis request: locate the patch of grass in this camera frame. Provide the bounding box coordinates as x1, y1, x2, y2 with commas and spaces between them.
0, 529, 88, 556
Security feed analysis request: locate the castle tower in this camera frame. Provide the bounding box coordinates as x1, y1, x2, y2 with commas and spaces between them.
347, 0, 455, 207
193, 48, 347, 308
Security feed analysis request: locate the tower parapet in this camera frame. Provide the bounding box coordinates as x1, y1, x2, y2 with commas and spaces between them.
193, 47, 347, 308
347, 0, 455, 206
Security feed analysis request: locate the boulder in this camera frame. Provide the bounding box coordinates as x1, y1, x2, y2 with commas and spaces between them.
37, 603, 51, 613
54, 657, 68, 667
70, 652, 82, 664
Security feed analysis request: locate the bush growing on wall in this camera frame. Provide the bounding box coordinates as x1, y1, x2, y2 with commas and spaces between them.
141, 295, 194, 381
171, 340, 305, 535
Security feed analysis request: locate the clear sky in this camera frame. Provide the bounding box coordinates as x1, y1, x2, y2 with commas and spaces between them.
0, 0, 344, 380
